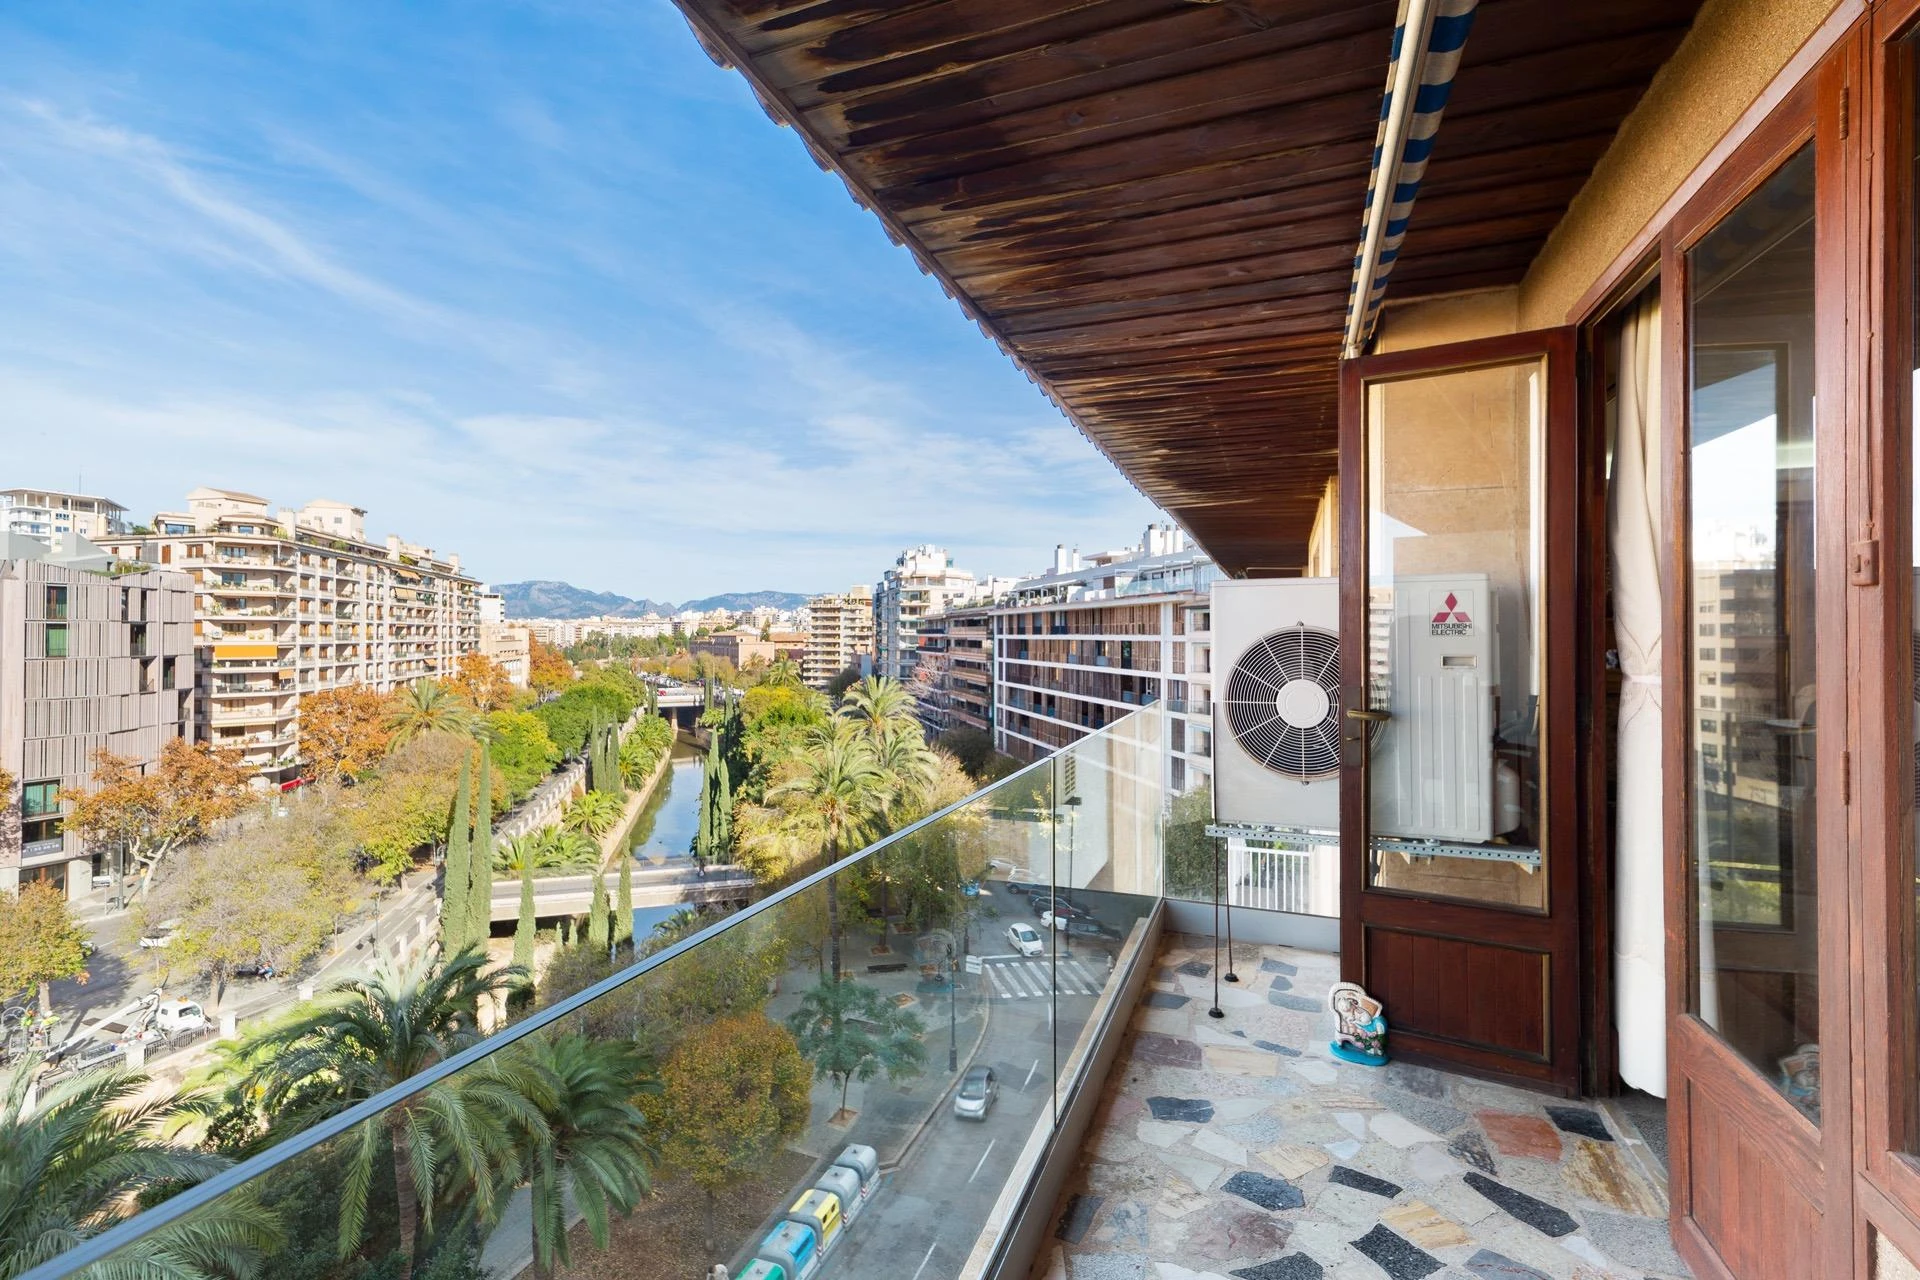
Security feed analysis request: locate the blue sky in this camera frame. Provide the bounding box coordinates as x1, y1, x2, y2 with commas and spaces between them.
0, 2, 1163, 601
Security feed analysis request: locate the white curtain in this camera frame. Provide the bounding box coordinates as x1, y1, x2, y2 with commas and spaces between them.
1610, 292, 1667, 1095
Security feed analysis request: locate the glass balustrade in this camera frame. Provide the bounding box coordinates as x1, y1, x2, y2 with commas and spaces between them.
23, 711, 1167, 1280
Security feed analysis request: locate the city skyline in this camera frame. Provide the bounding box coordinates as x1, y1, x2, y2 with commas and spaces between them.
0, 2, 1162, 602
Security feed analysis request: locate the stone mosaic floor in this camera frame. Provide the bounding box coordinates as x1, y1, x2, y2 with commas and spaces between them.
1036, 937, 1688, 1280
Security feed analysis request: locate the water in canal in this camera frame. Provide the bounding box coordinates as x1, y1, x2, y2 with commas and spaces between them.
621, 742, 703, 943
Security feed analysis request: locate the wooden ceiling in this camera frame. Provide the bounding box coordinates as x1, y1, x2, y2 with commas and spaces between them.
673, 0, 1704, 575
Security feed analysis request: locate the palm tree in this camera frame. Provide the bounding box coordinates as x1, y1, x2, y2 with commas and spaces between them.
496, 829, 597, 873
510, 1034, 657, 1280
837, 675, 918, 741
386, 680, 476, 747
0, 1063, 282, 1280
563, 790, 626, 841
768, 722, 886, 978
785, 977, 926, 1122
213, 946, 535, 1280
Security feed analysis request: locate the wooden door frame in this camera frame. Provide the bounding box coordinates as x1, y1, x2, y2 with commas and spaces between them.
1655, 48, 1859, 1280
1336, 327, 1583, 1095
1855, 2, 1920, 1272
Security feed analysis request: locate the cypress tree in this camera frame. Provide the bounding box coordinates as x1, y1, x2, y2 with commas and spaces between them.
512, 855, 536, 972
467, 754, 494, 948
716, 753, 732, 855
587, 872, 611, 955
615, 857, 633, 949
439, 754, 472, 952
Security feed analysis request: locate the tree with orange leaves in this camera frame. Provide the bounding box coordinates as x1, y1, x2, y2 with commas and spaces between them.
529, 639, 574, 696
60, 740, 252, 899
298, 683, 394, 781
447, 651, 517, 713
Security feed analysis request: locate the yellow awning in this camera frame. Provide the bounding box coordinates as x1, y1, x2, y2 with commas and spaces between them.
213, 643, 278, 660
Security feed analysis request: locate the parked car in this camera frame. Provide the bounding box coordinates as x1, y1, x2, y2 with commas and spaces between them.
137, 920, 182, 949
952, 1065, 997, 1120
1006, 922, 1046, 957
1043, 912, 1122, 941
1029, 894, 1090, 921
1002, 880, 1048, 897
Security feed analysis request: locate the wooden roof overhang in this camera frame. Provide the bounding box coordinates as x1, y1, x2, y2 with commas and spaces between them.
671, 0, 1704, 575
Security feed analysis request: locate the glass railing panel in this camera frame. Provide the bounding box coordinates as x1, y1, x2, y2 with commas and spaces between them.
25, 710, 1169, 1280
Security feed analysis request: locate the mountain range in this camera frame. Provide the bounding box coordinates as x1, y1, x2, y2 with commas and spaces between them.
492, 580, 812, 620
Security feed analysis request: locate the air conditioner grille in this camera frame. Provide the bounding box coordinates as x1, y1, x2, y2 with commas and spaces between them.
1225, 625, 1342, 780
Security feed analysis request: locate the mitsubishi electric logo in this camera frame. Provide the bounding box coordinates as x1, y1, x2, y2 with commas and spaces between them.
1430, 589, 1474, 637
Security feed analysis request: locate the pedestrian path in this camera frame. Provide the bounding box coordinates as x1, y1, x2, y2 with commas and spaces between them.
980, 954, 1109, 1000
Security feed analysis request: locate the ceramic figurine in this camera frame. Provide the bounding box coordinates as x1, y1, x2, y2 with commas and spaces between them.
1328, 981, 1388, 1067
1779, 1043, 1821, 1119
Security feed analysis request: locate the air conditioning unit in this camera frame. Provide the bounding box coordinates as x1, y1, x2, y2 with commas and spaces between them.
1368, 573, 1499, 844
1212, 578, 1343, 833
1211, 573, 1506, 844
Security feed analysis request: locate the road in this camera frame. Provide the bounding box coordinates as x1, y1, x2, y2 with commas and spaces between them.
38, 877, 438, 1074
819, 956, 1105, 1280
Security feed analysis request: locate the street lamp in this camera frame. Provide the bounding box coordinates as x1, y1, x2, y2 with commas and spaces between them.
945, 941, 958, 1072
1056, 796, 1082, 956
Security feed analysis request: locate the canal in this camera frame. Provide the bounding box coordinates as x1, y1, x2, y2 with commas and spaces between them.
620, 741, 704, 943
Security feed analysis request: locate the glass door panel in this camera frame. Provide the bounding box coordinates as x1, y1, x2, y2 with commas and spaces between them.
1363, 359, 1548, 912
1685, 143, 1822, 1123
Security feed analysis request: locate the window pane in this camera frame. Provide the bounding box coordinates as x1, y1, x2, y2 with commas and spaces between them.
1687, 143, 1820, 1122
44, 584, 67, 620
1362, 359, 1548, 911
44, 623, 68, 659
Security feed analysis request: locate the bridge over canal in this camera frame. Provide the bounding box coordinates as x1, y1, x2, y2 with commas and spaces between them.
489, 862, 754, 922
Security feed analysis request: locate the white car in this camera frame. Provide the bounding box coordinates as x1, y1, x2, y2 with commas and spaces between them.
1006, 922, 1045, 957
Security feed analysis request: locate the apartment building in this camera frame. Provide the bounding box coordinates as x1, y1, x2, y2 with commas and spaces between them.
802, 585, 874, 687
689, 627, 806, 671
0, 534, 194, 895
872, 546, 974, 683
911, 603, 993, 736
990, 526, 1216, 793
99, 487, 481, 787
1, 488, 129, 542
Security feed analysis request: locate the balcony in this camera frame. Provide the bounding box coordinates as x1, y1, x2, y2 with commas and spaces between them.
27, 708, 1673, 1280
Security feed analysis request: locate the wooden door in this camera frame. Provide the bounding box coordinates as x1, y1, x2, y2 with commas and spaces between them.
1660, 57, 1856, 1280
1336, 328, 1583, 1093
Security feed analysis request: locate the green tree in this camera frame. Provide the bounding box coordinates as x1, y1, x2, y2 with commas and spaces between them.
513, 857, 537, 973
349, 734, 467, 883
837, 675, 918, 740
514, 1034, 657, 1280
785, 977, 927, 1121
209, 947, 534, 1280
1162, 784, 1216, 902
614, 858, 633, 949
386, 680, 477, 747
486, 711, 561, 804
0, 882, 90, 1017
644, 1015, 809, 1249
586, 873, 611, 956
465, 754, 494, 948
768, 722, 885, 978
0, 1064, 281, 1280
439, 754, 473, 952
562, 790, 625, 841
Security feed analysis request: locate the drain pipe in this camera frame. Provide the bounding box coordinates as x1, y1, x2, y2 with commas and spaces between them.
1342, 0, 1439, 360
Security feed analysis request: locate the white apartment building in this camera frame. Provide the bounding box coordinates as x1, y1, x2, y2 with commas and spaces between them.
990, 525, 1217, 794
1, 488, 129, 542
873, 546, 975, 683
99, 487, 481, 787
803, 585, 875, 687
0, 534, 195, 895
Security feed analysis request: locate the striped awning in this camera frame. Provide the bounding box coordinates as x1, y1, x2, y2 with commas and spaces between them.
1345, 0, 1479, 357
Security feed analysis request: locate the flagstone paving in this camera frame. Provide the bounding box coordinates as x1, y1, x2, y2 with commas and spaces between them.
1034, 937, 1688, 1280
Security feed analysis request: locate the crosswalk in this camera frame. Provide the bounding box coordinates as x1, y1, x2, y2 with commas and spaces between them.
980, 955, 1110, 1000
